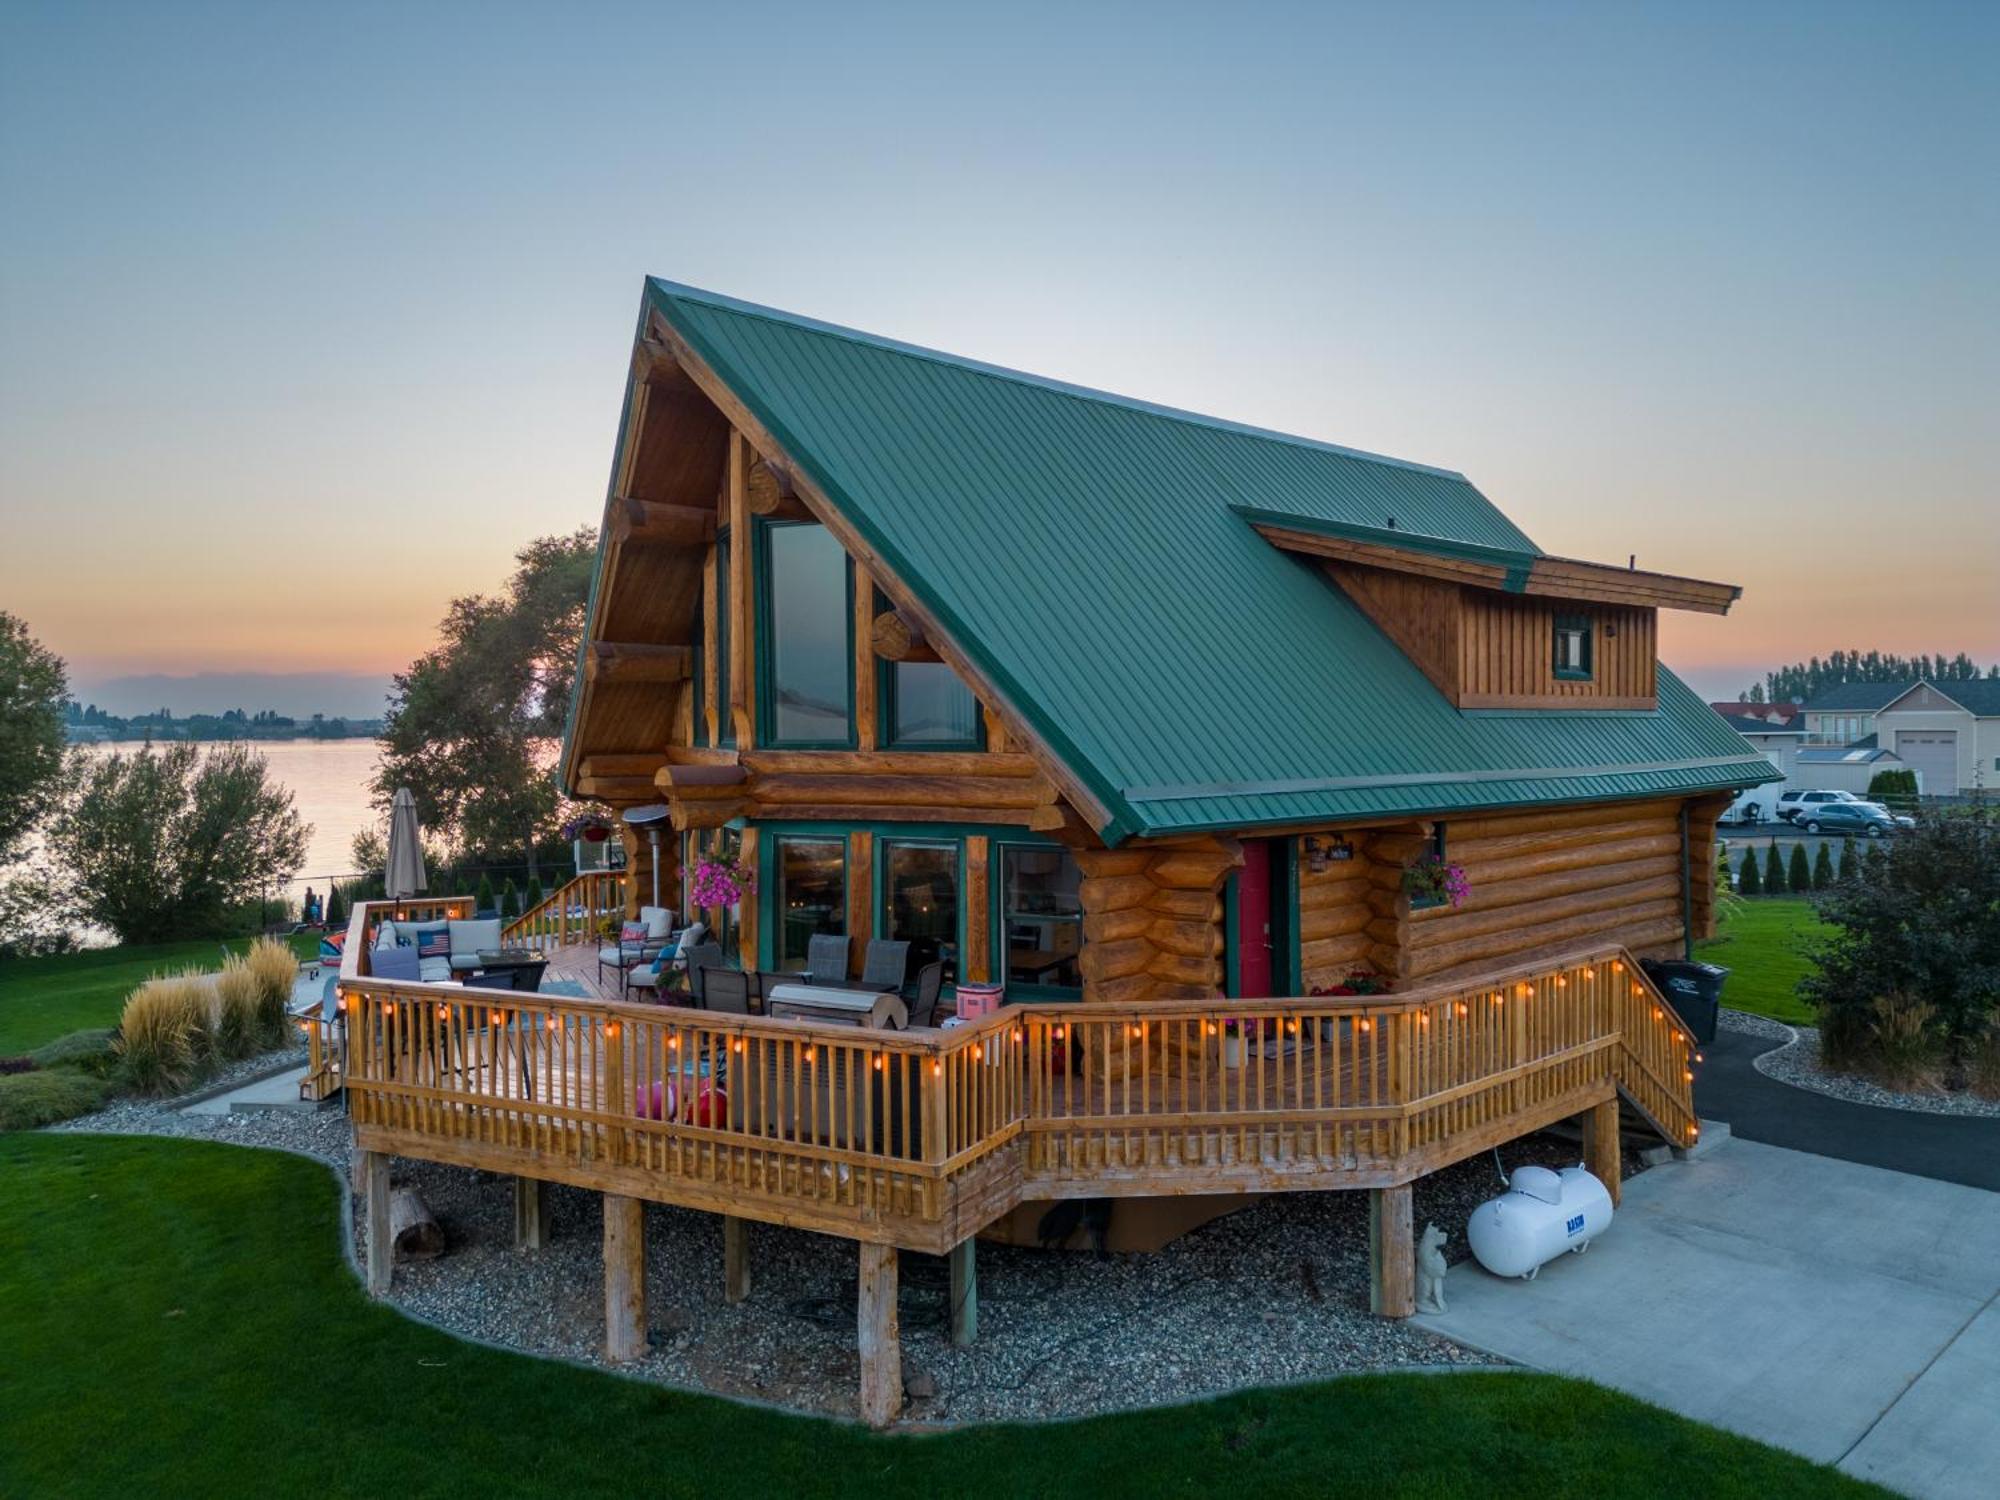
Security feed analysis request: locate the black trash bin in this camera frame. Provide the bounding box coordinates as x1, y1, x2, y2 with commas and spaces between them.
1639, 959, 1729, 1046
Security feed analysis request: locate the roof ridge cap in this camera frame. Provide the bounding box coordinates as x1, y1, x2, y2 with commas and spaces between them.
647, 277, 1472, 483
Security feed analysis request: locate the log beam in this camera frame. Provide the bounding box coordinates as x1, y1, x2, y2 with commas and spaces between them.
746, 456, 813, 519
604, 1193, 647, 1362
949, 1237, 978, 1347
871, 609, 940, 663
1369, 1182, 1415, 1317
858, 1241, 902, 1427
723, 1215, 752, 1304
1582, 1096, 1623, 1208
609, 496, 716, 548
513, 1176, 548, 1251
361, 1149, 392, 1295
585, 641, 692, 686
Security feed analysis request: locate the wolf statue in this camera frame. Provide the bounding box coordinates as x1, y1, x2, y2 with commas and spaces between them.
1415, 1222, 1449, 1314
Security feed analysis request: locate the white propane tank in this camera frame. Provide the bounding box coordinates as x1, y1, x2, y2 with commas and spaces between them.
1466, 1164, 1615, 1279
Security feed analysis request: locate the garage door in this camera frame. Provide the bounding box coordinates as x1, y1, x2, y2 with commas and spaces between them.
1894, 731, 1957, 795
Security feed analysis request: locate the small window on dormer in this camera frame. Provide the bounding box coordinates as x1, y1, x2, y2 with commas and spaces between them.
1553, 616, 1593, 680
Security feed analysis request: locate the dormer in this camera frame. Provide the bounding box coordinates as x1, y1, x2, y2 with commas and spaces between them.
1239, 509, 1740, 712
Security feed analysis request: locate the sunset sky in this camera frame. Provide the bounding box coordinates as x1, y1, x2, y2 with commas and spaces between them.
2, 0, 1993, 711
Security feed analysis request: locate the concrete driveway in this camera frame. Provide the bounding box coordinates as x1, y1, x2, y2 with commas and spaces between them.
1414, 1138, 2000, 1500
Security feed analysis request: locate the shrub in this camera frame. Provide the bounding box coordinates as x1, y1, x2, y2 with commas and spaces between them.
28, 1028, 119, 1077
1867, 767, 1919, 813
1812, 842, 1834, 890
1788, 843, 1811, 893
524, 875, 544, 912
0, 1067, 114, 1131
244, 936, 298, 1047
1763, 844, 1787, 894
1803, 807, 2000, 1066
117, 971, 212, 1095
1971, 1019, 2000, 1102
212, 959, 263, 1060
1864, 994, 1942, 1092
500, 878, 520, 921
1738, 848, 1763, 895
325, 883, 347, 927
1838, 836, 1856, 881
475, 873, 497, 915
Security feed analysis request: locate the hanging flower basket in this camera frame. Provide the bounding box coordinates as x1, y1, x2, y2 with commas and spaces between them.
1401, 854, 1470, 910
561, 814, 613, 843
690, 855, 756, 910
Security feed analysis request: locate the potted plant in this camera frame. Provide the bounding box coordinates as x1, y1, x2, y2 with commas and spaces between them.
690, 852, 756, 910
562, 813, 613, 844
1220, 1015, 1260, 1067
1401, 853, 1470, 911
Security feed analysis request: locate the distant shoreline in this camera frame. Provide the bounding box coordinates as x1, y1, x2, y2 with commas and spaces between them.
69, 730, 384, 746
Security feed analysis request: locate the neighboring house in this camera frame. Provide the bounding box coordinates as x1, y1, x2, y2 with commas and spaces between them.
1715, 710, 1807, 783
1793, 743, 1909, 795
1871, 680, 2000, 795
1799, 679, 2000, 794
1709, 700, 1801, 729
1799, 681, 1910, 748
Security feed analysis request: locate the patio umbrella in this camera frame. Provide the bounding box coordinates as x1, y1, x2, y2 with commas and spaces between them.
385, 787, 428, 902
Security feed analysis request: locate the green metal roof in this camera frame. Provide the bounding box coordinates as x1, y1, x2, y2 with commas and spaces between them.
636, 278, 1776, 840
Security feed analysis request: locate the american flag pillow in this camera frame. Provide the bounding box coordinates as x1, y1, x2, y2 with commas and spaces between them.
620, 921, 647, 943
418, 931, 450, 959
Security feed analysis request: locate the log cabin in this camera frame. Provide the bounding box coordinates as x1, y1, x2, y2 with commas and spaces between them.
329, 278, 1777, 1425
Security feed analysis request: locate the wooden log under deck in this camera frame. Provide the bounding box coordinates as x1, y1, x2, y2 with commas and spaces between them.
858, 1242, 901, 1427
604, 1193, 647, 1362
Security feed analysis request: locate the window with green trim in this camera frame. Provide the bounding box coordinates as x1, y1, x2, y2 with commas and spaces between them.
758, 521, 853, 747
883, 661, 981, 748
774, 835, 845, 972
1552, 615, 1593, 680
881, 839, 959, 981
998, 844, 1082, 995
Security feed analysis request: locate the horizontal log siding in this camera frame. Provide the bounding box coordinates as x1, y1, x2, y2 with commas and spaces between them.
1408, 798, 1689, 982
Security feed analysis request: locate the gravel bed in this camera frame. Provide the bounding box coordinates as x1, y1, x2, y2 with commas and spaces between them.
1749, 1024, 2000, 1119
44, 1097, 1648, 1425
1716, 1007, 1794, 1044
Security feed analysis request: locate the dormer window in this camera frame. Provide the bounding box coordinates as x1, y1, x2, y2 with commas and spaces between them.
1553, 616, 1593, 680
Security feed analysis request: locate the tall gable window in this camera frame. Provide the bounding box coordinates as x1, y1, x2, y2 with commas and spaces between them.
1552, 616, 1593, 681
758, 521, 854, 747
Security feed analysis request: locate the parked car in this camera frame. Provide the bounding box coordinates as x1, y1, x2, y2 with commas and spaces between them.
1777, 788, 1863, 824
1799, 801, 1899, 837
1855, 800, 1917, 830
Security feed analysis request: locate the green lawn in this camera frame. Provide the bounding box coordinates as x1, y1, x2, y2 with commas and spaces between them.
1696, 897, 1829, 1025
0, 932, 318, 1055
0, 1133, 1884, 1499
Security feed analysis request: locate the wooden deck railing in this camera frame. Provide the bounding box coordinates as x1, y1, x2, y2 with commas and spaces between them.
334, 901, 1697, 1252
502, 871, 628, 952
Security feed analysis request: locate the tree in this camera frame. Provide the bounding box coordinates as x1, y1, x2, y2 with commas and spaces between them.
500, 877, 521, 921
1867, 768, 1919, 812
1839, 836, 1856, 881
1739, 848, 1763, 895
1802, 809, 1999, 1064
47, 742, 309, 943
1764, 844, 1788, 895
524, 874, 544, 913
325, 882, 347, 928
373, 528, 596, 876
1789, 843, 1811, 893
1750, 651, 1998, 705
0, 613, 69, 863
475, 872, 496, 916
1813, 842, 1834, 890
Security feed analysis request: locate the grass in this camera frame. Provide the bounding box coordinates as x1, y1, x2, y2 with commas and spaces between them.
1696, 897, 1829, 1025
0, 1133, 1885, 1499
0, 931, 318, 1054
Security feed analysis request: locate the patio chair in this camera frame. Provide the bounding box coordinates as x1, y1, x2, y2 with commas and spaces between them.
859, 939, 910, 995
701, 968, 752, 1016
597, 906, 676, 992
628, 924, 709, 1002
805, 932, 851, 986
907, 961, 945, 1027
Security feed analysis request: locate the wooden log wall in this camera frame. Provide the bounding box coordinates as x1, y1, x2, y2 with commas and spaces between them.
1404, 798, 1694, 983
1075, 838, 1242, 1005
1297, 826, 1425, 989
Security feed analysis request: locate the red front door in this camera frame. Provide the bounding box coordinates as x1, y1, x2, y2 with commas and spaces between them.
1237, 838, 1275, 998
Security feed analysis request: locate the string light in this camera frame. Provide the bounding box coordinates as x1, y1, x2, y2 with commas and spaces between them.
436, 1004, 450, 1021
605, 1022, 620, 1039
1612, 960, 1625, 973
1357, 1018, 1371, 1032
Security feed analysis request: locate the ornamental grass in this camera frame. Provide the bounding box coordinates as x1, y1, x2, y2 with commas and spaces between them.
116, 971, 213, 1096
244, 937, 298, 1047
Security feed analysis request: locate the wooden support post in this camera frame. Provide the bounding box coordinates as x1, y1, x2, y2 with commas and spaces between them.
1582, 1095, 1623, 1208
361, 1149, 392, 1295
1368, 1183, 1415, 1318
513, 1176, 548, 1250
857, 1241, 902, 1427
948, 1237, 978, 1347
723, 1215, 751, 1304
603, 1193, 647, 1362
